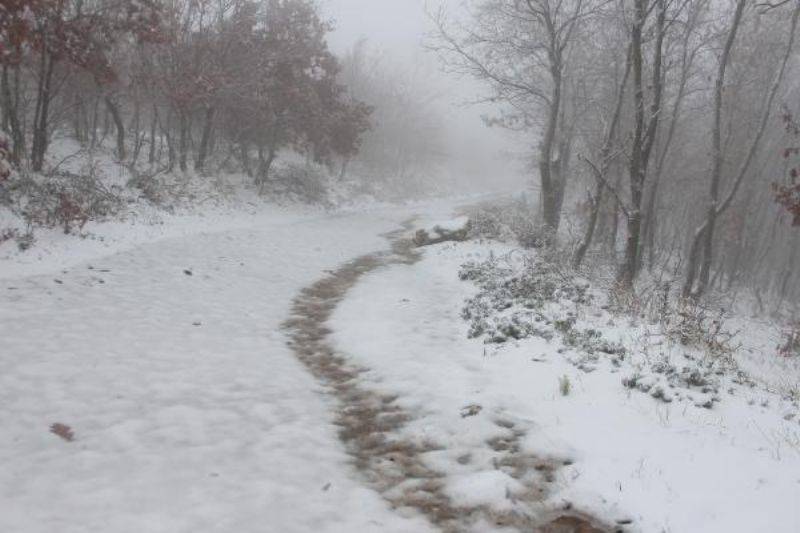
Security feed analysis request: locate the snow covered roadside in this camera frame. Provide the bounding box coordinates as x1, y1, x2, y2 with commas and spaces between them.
0, 203, 301, 280
0, 205, 448, 533
0, 136, 433, 281
330, 238, 800, 533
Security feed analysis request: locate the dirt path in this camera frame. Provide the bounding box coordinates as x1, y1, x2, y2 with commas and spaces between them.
282, 222, 616, 533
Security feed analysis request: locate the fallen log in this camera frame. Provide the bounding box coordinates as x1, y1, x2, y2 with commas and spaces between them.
413, 220, 470, 247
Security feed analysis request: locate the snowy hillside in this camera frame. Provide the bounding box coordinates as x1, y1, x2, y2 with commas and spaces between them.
332, 234, 800, 532
2, 193, 800, 532
0, 199, 455, 533
4, 0, 800, 530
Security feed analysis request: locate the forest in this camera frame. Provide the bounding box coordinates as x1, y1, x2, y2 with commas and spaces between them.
2, 2, 800, 532
1, 0, 799, 309
430, 0, 800, 308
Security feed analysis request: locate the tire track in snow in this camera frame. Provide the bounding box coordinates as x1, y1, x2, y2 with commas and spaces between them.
283, 221, 615, 533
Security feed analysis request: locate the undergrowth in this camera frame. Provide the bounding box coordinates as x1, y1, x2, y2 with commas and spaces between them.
453, 203, 785, 412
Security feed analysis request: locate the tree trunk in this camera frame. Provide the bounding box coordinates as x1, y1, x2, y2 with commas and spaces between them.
538, 57, 563, 239
240, 142, 252, 177
257, 145, 277, 193
0, 66, 8, 134
617, 0, 648, 287
148, 104, 158, 165
1, 65, 23, 164
31, 47, 55, 172
72, 92, 85, 143
195, 107, 216, 173
573, 184, 604, 269
105, 96, 126, 162
618, 0, 665, 288
178, 111, 189, 172
90, 95, 100, 149
684, 0, 798, 297
574, 44, 632, 269
641, 180, 659, 271
161, 110, 176, 171
695, 0, 745, 297
130, 96, 142, 165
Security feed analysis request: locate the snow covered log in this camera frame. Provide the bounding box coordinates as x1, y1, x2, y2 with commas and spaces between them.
413, 217, 471, 247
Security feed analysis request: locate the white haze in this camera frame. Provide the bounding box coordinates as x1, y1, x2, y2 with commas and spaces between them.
323, 0, 529, 193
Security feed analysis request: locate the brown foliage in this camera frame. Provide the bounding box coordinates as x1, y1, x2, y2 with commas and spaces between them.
49, 423, 74, 442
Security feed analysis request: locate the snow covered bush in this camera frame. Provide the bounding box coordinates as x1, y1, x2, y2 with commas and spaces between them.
621, 356, 727, 408
0, 132, 11, 190
0, 228, 16, 247
779, 323, 800, 357
662, 299, 740, 360
14, 230, 34, 251
261, 163, 334, 206
466, 199, 550, 248
126, 168, 172, 207
453, 235, 768, 411
19, 170, 124, 234
458, 252, 625, 358
460, 252, 591, 311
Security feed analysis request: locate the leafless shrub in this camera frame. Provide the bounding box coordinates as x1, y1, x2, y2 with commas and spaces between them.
603, 272, 741, 360
21, 169, 123, 234
778, 322, 800, 357
662, 299, 741, 360
127, 166, 172, 206
0, 228, 16, 246
606, 278, 673, 324
263, 164, 333, 206
607, 282, 643, 315
466, 199, 549, 248
15, 230, 34, 250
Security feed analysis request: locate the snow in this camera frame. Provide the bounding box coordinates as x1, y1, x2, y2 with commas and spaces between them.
5, 181, 799, 532
0, 205, 441, 533
331, 239, 800, 532
729, 314, 800, 397
0, 205, 298, 280
0, 136, 432, 281
426, 215, 470, 233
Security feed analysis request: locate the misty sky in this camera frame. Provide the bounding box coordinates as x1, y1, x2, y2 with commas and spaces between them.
322, 0, 527, 189
323, 0, 431, 60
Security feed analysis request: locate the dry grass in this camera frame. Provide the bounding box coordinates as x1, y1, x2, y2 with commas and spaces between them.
49, 423, 74, 442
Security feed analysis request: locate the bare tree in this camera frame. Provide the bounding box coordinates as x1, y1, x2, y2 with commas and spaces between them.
432, 0, 604, 239
616, 0, 667, 287
683, 0, 800, 297
573, 42, 631, 269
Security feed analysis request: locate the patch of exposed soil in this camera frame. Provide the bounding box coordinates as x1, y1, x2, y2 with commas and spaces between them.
282, 222, 619, 533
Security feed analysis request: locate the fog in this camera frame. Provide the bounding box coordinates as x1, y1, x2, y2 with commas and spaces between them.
4, 2, 800, 530
323, 0, 529, 194
2, 0, 800, 302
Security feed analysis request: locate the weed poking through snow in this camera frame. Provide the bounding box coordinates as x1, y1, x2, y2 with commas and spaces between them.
559, 375, 572, 397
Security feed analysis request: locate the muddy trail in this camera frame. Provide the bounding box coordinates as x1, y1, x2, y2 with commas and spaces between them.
282, 222, 619, 533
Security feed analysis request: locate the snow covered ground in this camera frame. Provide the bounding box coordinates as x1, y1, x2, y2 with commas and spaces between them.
331, 236, 800, 533
0, 203, 455, 533
0, 145, 395, 281
4, 194, 799, 533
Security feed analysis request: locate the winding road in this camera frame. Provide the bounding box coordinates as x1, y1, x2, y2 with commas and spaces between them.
0, 203, 610, 533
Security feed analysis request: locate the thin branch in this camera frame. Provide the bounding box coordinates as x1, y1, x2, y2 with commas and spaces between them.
579, 153, 631, 217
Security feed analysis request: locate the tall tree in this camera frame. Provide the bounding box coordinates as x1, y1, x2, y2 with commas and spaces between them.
683, 0, 800, 297
617, 0, 667, 287
433, 0, 602, 239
